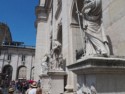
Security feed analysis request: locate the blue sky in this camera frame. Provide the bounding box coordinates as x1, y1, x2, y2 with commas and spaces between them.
0, 0, 39, 46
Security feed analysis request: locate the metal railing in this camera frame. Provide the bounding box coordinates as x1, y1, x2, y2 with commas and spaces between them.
1, 44, 35, 49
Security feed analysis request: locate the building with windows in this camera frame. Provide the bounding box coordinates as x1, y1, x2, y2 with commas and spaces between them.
0, 22, 35, 86
35, 0, 125, 94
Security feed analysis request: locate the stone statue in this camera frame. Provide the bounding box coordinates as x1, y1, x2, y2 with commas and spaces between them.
51, 39, 62, 70
53, 39, 61, 54
82, 85, 97, 94
77, 83, 97, 94
82, 86, 91, 94
81, 0, 110, 57
41, 54, 49, 74
90, 85, 97, 94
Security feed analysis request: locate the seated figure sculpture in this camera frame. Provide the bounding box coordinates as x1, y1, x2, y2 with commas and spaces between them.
81, 0, 110, 57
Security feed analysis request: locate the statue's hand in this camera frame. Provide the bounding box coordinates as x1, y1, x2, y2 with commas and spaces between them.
79, 13, 83, 16
76, 11, 82, 16
104, 41, 108, 45
83, 25, 88, 30
84, 8, 91, 13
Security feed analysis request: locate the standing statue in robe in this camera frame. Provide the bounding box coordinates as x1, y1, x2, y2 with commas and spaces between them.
51, 39, 62, 70
81, 0, 110, 56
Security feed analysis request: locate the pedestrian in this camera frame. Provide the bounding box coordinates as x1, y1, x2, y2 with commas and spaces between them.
28, 82, 37, 94
8, 88, 14, 94
37, 80, 41, 87
0, 85, 3, 94
25, 84, 32, 94
36, 87, 42, 94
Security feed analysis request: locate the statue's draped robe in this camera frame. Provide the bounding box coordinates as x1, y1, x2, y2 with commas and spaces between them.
83, 0, 109, 56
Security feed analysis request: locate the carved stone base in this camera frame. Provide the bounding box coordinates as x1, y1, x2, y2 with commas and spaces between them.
65, 85, 74, 93
68, 56, 125, 94
47, 70, 67, 94
64, 93, 75, 94
64, 90, 76, 94
39, 74, 50, 94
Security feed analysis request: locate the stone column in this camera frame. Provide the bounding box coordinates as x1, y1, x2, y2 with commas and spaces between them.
62, 0, 77, 93
34, 4, 51, 80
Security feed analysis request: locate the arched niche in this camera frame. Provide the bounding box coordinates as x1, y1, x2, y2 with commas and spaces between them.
17, 66, 27, 80
2, 65, 13, 87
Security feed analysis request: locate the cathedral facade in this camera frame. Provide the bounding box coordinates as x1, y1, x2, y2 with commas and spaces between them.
35, 0, 125, 94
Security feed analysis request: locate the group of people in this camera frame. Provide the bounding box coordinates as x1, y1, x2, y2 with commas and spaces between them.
25, 81, 42, 94
0, 79, 42, 94
7, 81, 42, 94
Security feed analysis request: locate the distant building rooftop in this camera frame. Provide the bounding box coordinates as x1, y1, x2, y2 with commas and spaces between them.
1, 41, 35, 49
0, 22, 12, 45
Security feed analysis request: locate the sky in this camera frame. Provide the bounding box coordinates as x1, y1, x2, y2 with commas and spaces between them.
0, 0, 39, 46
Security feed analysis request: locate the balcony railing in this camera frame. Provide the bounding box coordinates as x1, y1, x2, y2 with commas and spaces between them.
2, 42, 35, 49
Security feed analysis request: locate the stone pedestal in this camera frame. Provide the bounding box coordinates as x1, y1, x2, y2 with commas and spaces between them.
68, 56, 125, 94
39, 74, 51, 94
64, 93, 75, 94
47, 70, 67, 94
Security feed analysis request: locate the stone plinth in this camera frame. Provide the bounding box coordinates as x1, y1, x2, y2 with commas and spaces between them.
39, 74, 50, 94
47, 70, 67, 94
68, 56, 125, 94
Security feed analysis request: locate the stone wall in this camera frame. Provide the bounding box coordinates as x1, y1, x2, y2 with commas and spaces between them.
102, 0, 125, 56
77, 74, 125, 94
35, 0, 125, 93
0, 46, 35, 80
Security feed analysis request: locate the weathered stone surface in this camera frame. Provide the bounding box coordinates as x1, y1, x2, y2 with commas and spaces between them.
39, 74, 50, 94
68, 56, 125, 74
68, 56, 125, 94
47, 71, 67, 94
103, 0, 125, 56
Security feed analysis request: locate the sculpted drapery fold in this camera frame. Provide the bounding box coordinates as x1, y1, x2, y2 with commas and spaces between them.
81, 0, 110, 57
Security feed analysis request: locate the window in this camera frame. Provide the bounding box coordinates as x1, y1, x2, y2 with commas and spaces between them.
7, 54, 11, 60
22, 55, 25, 61
18, 67, 27, 79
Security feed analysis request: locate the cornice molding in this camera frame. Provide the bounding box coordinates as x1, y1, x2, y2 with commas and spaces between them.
68, 56, 125, 74
35, 0, 52, 28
